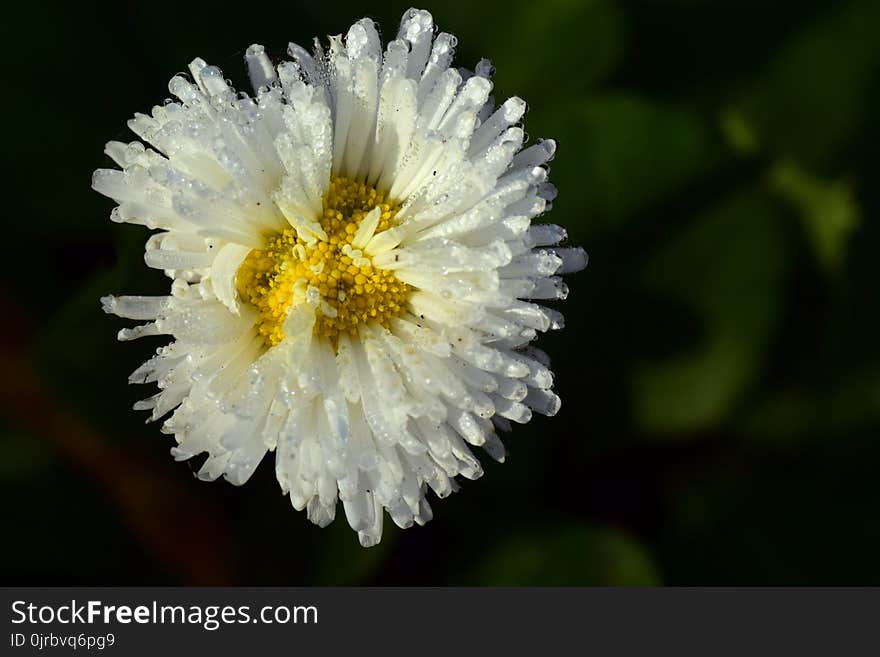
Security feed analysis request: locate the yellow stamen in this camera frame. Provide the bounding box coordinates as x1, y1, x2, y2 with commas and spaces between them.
236, 176, 411, 347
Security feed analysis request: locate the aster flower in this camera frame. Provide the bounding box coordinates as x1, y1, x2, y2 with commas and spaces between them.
94, 7, 587, 546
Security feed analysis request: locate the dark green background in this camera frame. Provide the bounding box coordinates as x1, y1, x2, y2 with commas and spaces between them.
2, 0, 879, 584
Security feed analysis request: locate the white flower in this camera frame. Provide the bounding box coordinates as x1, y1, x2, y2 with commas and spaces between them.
94, 8, 587, 546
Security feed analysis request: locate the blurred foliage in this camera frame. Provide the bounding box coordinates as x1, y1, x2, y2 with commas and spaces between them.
767, 161, 860, 272
634, 190, 791, 435
551, 95, 715, 237
2, 0, 879, 585
465, 526, 660, 586
734, 0, 880, 167
719, 110, 759, 157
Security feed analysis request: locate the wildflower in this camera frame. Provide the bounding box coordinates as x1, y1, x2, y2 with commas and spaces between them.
95, 8, 586, 545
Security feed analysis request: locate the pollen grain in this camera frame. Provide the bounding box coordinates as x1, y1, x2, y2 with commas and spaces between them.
236, 176, 410, 347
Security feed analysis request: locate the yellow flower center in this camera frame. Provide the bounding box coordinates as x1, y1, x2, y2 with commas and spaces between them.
236, 176, 411, 347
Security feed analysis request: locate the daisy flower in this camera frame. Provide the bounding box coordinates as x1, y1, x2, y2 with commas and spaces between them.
94, 8, 587, 546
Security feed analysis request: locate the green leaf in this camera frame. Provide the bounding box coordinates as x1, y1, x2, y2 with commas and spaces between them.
742, 361, 880, 447
767, 160, 860, 273
463, 525, 660, 586
633, 189, 792, 435
735, 0, 880, 166
719, 109, 760, 157
547, 95, 716, 239
444, 0, 626, 99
